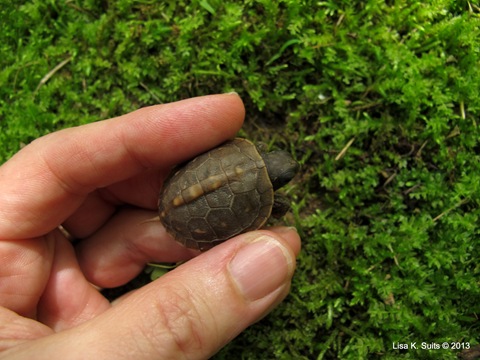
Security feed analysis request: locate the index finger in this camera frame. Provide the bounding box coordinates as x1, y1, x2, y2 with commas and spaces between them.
0, 94, 245, 240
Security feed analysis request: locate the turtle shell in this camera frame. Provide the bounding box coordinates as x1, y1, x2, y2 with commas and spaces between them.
158, 138, 274, 251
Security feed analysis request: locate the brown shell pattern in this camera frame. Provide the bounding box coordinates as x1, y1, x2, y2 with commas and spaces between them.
158, 138, 274, 251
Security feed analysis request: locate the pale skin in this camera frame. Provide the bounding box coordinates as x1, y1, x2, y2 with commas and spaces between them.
0, 93, 301, 359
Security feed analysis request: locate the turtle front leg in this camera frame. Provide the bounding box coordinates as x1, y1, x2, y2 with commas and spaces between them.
271, 194, 291, 218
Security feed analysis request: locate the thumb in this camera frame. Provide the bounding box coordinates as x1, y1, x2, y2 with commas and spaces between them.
7, 228, 300, 360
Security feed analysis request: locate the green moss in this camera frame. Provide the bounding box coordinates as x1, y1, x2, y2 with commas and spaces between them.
1, 1, 479, 359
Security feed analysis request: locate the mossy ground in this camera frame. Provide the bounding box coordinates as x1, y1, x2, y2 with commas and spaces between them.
1, 1, 479, 359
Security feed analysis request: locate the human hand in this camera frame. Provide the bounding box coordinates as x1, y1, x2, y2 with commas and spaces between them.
0, 94, 301, 359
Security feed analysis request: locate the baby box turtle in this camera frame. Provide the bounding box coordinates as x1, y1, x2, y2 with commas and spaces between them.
158, 138, 298, 251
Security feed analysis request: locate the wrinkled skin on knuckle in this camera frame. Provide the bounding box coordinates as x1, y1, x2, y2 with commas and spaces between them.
141, 283, 217, 359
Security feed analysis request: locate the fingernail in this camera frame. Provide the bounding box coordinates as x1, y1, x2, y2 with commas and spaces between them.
225, 91, 239, 95
270, 226, 298, 235
228, 235, 294, 301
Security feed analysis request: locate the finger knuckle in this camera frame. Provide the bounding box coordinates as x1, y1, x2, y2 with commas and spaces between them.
141, 283, 215, 358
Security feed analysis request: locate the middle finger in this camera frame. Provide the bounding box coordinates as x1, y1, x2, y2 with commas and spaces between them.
75, 208, 197, 288
62, 167, 165, 238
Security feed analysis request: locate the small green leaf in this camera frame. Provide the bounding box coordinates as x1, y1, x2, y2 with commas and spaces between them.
199, 0, 216, 15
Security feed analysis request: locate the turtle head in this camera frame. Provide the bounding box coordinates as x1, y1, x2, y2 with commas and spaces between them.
262, 150, 299, 190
